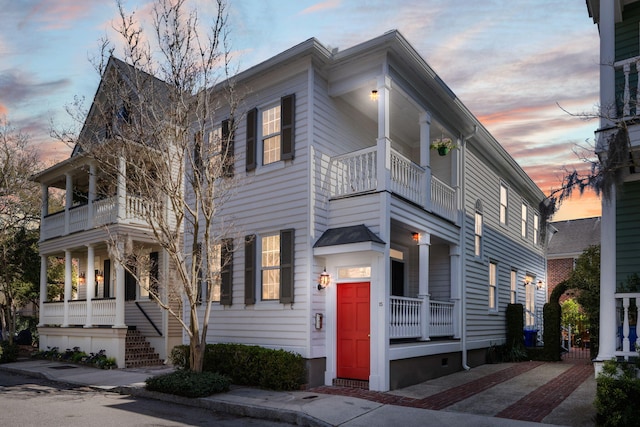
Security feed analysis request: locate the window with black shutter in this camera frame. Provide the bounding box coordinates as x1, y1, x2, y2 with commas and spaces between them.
280, 94, 295, 160
244, 235, 256, 304
279, 229, 294, 304
246, 109, 257, 171
220, 238, 233, 305
221, 119, 234, 177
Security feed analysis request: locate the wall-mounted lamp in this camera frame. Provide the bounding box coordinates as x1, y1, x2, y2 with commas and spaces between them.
412, 232, 420, 243
370, 90, 379, 101
523, 278, 532, 288
536, 280, 545, 290
78, 272, 86, 284
317, 268, 331, 290
96, 270, 104, 282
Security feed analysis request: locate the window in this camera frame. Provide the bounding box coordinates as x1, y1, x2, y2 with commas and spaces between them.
195, 119, 234, 178
245, 229, 294, 304
533, 213, 540, 245
196, 239, 233, 305
500, 184, 508, 225
510, 269, 517, 304
489, 261, 498, 310
521, 203, 528, 238
474, 200, 483, 257
246, 94, 295, 171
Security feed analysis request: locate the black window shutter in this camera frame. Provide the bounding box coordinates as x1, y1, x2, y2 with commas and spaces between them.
103, 260, 111, 298
194, 131, 203, 171
221, 119, 234, 177
220, 238, 233, 305
246, 108, 257, 171
149, 251, 159, 299
280, 94, 295, 160
279, 228, 294, 304
244, 235, 256, 304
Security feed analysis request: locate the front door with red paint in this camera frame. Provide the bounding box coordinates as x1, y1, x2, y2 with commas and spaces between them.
337, 282, 370, 380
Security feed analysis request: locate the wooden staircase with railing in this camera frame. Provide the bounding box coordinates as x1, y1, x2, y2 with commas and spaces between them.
125, 328, 163, 368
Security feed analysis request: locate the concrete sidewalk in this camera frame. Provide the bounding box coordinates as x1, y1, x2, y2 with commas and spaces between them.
0, 359, 591, 426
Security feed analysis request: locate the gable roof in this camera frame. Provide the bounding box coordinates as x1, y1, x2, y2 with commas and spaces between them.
548, 217, 601, 258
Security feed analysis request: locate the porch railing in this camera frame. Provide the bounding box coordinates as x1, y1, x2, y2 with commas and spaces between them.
615, 55, 640, 118
41, 299, 116, 326
329, 146, 457, 221
615, 292, 640, 359
389, 296, 455, 340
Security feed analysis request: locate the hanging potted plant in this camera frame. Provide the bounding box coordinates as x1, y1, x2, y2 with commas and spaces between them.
430, 137, 456, 156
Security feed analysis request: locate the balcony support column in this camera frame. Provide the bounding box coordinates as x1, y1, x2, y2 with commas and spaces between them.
87, 162, 96, 229
418, 232, 431, 341
64, 173, 72, 235
84, 245, 95, 328
117, 155, 126, 221
450, 245, 461, 338
114, 240, 126, 329
376, 75, 392, 193
62, 250, 72, 327
40, 183, 49, 219
37, 255, 47, 327
420, 112, 432, 210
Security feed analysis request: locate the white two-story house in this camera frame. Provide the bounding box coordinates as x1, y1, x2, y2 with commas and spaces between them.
186, 30, 549, 391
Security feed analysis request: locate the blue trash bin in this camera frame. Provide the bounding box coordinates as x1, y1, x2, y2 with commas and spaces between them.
524, 329, 538, 347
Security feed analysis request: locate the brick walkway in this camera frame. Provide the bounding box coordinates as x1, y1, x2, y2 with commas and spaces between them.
309, 360, 592, 422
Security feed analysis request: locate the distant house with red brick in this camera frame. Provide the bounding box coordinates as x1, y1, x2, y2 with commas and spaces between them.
547, 217, 600, 302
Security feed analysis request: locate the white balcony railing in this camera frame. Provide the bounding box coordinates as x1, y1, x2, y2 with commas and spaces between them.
615, 55, 640, 118
41, 299, 117, 326
41, 195, 159, 240
389, 296, 455, 340
615, 292, 640, 359
329, 146, 457, 221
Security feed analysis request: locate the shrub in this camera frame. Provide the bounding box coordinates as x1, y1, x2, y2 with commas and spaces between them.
145, 370, 230, 397
0, 341, 19, 364
170, 343, 307, 390
595, 359, 640, 426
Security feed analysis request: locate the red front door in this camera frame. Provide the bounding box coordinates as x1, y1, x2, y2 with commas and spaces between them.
337, 282, 370, 380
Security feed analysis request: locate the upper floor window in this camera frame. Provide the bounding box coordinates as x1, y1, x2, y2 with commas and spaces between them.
521, 203, 528, 238
499, 183, 508, 225
246, 94, 295, 171
510, 269, 517, 304
474, 200, 483, 258
533, 213, 540, 245
196, 239, 233, 305
195, 119, 234, 178
489, 261, 498, 311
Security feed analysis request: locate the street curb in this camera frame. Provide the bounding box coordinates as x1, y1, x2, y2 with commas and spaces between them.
119, 386, 332, 427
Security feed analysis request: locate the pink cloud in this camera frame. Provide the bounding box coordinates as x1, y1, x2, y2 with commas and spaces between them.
300, 0, 341, 15
19, 0, 105, 31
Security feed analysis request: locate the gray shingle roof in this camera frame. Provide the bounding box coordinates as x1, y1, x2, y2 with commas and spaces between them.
548, 217, 601, 257
314, 224, 385, 248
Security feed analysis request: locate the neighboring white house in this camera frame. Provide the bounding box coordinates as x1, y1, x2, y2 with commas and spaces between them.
587, 0, 640, 369
187, 30, 549, 391
31, 57, 183, 369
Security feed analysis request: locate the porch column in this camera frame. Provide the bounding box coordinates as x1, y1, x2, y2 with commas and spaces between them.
40, 183, 49, 218
114, 241, 126, 328
418, 232, 431, 341
117, 155, 126, 220
64, 173, 72, 235
598, 185, 617, 361
87, 162, 96, 229
84, 245, 95, 328
37, 255, 47, 327
451, 139, 461, 225
450, 245, 461, 338
376, 75, 392, 193
62, 250, 72, 327
419, 111, 432, 210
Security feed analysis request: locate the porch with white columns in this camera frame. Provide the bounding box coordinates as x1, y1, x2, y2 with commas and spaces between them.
420, 112, 432, 211
62, 250, 72, 327
114, 241, 126, 329
37, 255, 47, 327
84, 245, 95, 328
450, 244, 461, 338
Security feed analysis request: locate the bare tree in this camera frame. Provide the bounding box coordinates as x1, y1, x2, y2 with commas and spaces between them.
57, 0, 239, 372
0, 117, 41, 344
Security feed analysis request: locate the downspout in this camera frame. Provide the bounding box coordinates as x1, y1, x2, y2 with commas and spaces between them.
460, 125, 477, 371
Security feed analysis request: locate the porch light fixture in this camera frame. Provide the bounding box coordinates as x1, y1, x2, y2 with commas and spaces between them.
96, 270, 104, 282
370, 90, 379, 101
412, 232, 420, 243
523, 278, 531, 287
317, 268, 331, 290
78, 272, 86, 284
537, 280, 544, 290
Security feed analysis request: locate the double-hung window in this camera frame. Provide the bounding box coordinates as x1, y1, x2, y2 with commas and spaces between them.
474, 200, 483, 258
510, 269, 517, 304
521, 203, 528, 238
489, 261, 498, 311
533, 213, 540, 245
499, 183, 508, 225
246, 94, 295, 171
196, 239, 233, 305
195, 119, 234, 178
244, 229, 295, 304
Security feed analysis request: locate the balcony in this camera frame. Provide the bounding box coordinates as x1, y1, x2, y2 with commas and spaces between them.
328, 145, 458, 222
389, 296, 456, 340
41, 195, 159, 241
615, 292, 640, 360
42, 298, 116, 326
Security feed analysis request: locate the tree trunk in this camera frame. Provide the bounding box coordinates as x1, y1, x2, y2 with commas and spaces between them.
189, 339, 205, 373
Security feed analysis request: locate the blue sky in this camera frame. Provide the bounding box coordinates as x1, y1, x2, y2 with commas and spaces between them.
0, 0, 600, 220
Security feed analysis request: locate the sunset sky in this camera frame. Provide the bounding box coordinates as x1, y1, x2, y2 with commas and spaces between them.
0, 0, 601, 221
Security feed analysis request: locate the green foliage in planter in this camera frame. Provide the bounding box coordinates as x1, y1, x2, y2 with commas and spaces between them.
145, 370, 230, 398
543, 302, 562, 361
0, 341, 19, 364
505, 304, 527, 361
170, 343, 307, 390
595, 359, 640, 426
